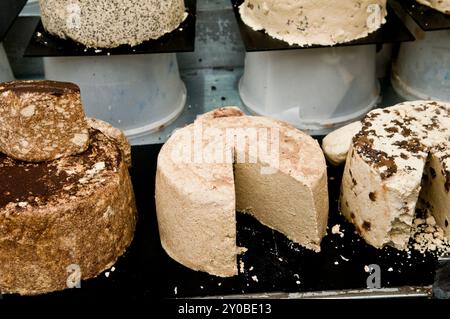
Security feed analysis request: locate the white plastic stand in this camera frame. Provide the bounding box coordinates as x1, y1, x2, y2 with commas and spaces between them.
0, 43, 14, 82
20, 0, 40, 16
392, 21, 450, 102
376, 43, 393, 79
239, 45, 380, 136
44, 53, 186, 145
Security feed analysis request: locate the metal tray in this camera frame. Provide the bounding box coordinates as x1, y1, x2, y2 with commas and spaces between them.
0, 0, 27, 42
397, 0, 450, 31
0, 143, 440, 301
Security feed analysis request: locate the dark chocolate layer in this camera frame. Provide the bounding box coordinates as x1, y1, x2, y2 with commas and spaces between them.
0, 130, 121, 210
0, 80, 80, 97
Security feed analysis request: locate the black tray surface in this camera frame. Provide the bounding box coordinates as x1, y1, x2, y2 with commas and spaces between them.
24, 0, 196, 57
0, 0, 27, 42
0, 143, 439, 301
232, 0, 415, 52
397, 0, 450, 31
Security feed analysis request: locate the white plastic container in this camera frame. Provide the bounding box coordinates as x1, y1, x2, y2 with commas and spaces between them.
44, 53, 186, 145
239, 45, 380, 136
376, 43, 393, 78
0, 43, 14, 82
392, 26, 450, 102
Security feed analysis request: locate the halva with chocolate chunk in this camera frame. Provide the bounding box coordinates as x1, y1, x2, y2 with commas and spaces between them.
155, 107, 328, 277
0, 129, 136, 295
239, 0, 387, 46
0, 80, 89, 162
339, 101, 450, 251
39, 0, 186, 48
